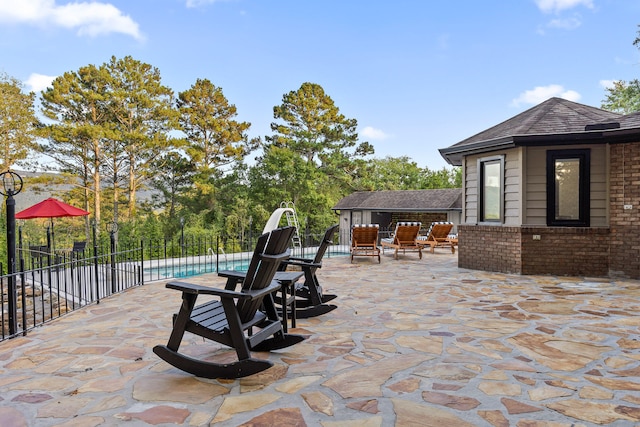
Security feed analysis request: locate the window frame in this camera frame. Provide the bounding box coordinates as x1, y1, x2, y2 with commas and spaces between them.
546, 149, 590, 227
477, 155, 504, 224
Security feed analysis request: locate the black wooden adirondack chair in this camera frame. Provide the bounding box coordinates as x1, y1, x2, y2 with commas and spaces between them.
153, 226, 305, 379
277, 224, 339, 318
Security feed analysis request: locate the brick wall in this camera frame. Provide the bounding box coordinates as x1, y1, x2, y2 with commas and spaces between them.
459, 225, 610, 276
520, 227, 609, 276
609, 142, 640, 278
458, 225, 522, 274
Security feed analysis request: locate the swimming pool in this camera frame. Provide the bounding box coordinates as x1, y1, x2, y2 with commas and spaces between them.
145, 259, 250, 281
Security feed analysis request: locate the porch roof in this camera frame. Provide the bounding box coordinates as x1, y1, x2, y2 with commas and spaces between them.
332, 188, 462, 212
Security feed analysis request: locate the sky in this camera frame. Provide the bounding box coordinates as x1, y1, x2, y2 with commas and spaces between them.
1, 0, 640, 171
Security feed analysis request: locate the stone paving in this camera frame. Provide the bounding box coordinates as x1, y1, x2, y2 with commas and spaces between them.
2, 251, 640, 426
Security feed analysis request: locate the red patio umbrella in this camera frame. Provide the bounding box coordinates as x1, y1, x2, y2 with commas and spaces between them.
16, 198, 90, 252
16, 198, 90, 219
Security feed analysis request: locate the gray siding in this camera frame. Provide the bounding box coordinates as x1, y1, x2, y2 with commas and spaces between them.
524, 145, 608, 226
463, 149, 522, 225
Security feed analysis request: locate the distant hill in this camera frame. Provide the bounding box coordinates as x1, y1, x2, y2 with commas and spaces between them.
8, 170, 155, 213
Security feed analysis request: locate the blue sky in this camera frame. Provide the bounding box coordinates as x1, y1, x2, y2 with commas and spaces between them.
1, 0, 639, 170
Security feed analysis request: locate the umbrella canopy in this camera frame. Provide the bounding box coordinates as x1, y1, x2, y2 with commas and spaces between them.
16, 198, 90, 219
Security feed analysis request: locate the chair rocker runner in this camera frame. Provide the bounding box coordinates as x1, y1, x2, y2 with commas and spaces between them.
276, 224, 339, 318
153, 227, 305, 379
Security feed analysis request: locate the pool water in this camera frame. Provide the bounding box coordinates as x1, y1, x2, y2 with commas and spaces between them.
148, 261, 249, 280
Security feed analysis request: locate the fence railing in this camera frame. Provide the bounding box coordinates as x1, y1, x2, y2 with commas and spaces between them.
1, 228, 349, 343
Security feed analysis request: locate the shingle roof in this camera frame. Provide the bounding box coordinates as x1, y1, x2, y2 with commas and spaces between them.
332, 189, 462, 211
439, 97, 640, 166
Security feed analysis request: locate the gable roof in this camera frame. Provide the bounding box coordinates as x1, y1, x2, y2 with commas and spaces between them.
332, 189, 462, 212
439, 97, 640, 166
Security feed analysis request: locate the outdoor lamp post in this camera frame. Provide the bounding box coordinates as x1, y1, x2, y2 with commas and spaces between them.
106, 221, 118, 293
0, 170, 24, 336
180, 217, 185, 258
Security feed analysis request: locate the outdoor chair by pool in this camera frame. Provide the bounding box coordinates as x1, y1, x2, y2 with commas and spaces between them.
153, 226, 305, 379
277, 224, 339, 318
417, 221, 456, 254
350, 224, 381, 263
380, 221, 423, 259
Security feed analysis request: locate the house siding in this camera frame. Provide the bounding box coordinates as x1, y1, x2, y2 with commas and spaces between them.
464, 149, 521, 225
524, 145, 608, 226
458, 141, 640, 278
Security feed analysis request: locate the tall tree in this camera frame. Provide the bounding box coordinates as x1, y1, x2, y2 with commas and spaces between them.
40, 65, 114, 228
601, 79, 640, 114
258, 82, 374, 229
105, 55, 178, 220
177, 78, 259, 223
178, 79, 259, 174
601, 26, 640, 114
0, 73, 39, 172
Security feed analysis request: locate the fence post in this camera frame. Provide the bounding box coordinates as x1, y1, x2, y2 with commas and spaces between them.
107, 223, 118, 293
92, 220, 100, 304
140, 239, 144, 286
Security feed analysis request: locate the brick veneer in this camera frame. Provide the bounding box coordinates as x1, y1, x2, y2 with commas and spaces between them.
457, 225, 522, 274
458, 225, 609, 276
609, 142, 640, 278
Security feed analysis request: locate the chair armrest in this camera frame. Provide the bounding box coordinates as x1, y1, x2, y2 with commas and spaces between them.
166, 280, 281, 300
284, 259, 322, 268
286, 256, 314, 263
218, 270, 246, 290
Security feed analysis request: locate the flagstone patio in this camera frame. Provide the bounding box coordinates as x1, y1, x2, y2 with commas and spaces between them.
1, 251, 640, 426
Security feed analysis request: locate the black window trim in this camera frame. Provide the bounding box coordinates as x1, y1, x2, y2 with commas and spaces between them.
546, 148, 590, 227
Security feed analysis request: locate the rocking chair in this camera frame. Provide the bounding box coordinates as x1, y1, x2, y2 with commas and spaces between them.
153, 226, 305, 379
276, 224, 339, 318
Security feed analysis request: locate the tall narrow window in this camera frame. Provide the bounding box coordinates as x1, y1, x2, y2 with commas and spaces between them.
546, 149, 590, 227
478, 156, 504, 223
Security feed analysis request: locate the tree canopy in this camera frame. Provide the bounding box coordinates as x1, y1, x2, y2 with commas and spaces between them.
9, 58, 461, 243
0, 73, 39, 172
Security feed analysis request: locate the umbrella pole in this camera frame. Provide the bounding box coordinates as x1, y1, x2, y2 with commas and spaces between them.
51, 218, 55, 254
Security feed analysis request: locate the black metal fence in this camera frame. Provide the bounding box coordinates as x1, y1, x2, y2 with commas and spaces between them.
0, 228, 349, 343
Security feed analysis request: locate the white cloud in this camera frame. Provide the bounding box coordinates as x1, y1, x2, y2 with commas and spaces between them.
0, 0, 143, 40
26, 73, 56, 92
360, 126, 390, 140
599, 79, 616, 89
185, 0, 230, 8
534, 0, 594, 14
547, 16, 582, 30
511, 84, 581, 107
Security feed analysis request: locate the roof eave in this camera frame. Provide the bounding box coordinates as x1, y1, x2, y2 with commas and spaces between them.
439, 137, 516, 166
440, 127, 640, 165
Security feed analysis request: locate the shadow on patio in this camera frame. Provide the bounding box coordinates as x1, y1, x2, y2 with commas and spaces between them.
2, 252, 640, 426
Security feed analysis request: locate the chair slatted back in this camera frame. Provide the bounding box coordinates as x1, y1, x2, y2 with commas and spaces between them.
425, 222, 454, 242
392, 222, 421, 245
313, 224, 339, 263
237, 226, 294, 322
351, 224, 379, 247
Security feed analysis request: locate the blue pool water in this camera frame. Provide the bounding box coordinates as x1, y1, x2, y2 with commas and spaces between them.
148, 261, 250, 280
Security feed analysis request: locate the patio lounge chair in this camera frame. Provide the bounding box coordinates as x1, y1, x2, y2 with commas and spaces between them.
153, 226, 305, 379
350, 224, 381, 263
277, 224, 339, 318
380, 221, 423, 259
417, 221, 456, 254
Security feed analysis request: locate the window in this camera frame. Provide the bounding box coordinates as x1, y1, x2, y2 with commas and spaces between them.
546, 149, 590, 227
478, 156, 504, 223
